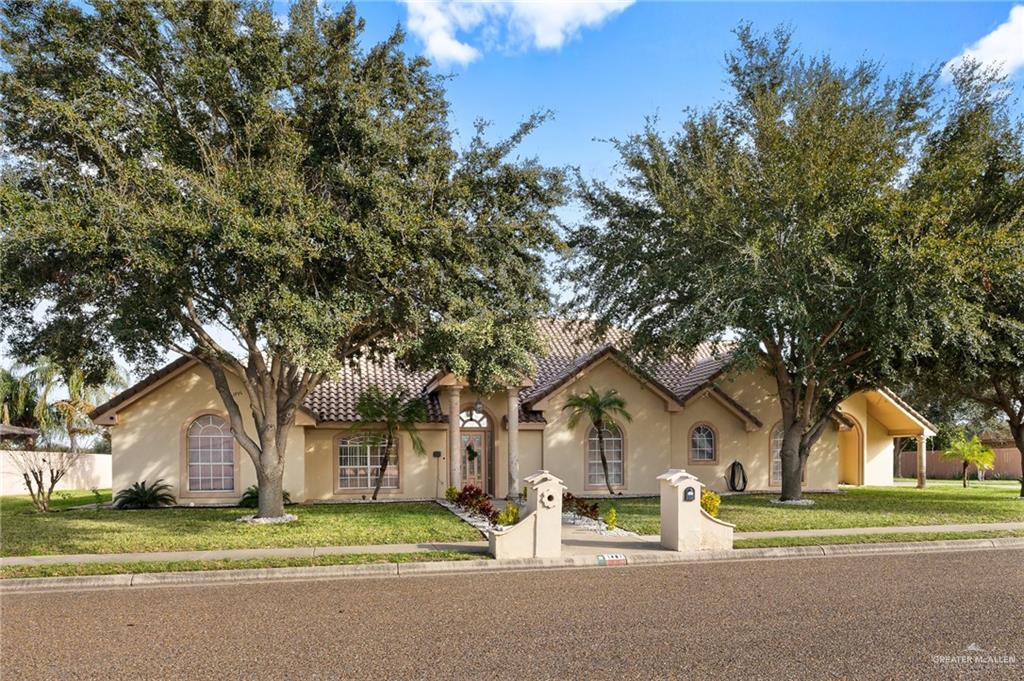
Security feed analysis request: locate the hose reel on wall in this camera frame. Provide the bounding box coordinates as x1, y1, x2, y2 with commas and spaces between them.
727, 460, 747, 492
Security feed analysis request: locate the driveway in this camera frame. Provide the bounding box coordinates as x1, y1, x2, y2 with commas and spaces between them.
2, 549, 1022, 680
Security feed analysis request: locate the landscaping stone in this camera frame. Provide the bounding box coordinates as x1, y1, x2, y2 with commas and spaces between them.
438, 500, 493, 535
236, 513, 298, 524
769, 498, 816, 507
561, 510, 636, 537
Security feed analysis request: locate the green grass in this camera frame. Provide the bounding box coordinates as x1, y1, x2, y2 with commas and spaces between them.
598, 481, 1024, 535
0, 550, 482, 580
0, 490, 481, 557
735, 529, 1024, 549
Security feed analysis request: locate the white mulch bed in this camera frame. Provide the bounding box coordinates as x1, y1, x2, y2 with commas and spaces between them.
438, 500, 500, 534
236, 513, 298, 524
561, 511, 637, 537
769, 498, 816, 507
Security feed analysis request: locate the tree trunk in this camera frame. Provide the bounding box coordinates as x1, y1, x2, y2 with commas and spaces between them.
256, 464, 286, 518
596, 420, 616, 496
779, 423, 805, 501
963, 461, 969, 488
1010, 422, 1024, 498
372, 432, 393, 501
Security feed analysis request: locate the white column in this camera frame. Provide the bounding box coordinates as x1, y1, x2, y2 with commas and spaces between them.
916, 434, 927, 489
507, 387, 520, 500
448, 386, 462, 490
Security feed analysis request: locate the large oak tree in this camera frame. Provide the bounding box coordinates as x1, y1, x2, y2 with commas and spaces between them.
0, 0, 566, 517
564, 26, 950, 501
907, 64, 1024, 495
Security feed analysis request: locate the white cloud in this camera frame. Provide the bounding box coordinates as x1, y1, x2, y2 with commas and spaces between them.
402, 1, 634, 66
945, 5, 1024, 79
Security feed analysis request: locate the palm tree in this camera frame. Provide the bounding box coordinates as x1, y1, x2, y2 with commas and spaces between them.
563, 387, 632, 496
23, 357, 126, 452
354, 386, 428, 500
942, 431, 995, 488
1, 367, 40, 429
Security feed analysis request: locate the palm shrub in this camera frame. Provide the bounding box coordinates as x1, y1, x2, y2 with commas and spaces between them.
562, 387, 632, 495
354, 387, 427, 501
239, 485, 291, 509
942, 432, 996, 488
113, 479, 175, 509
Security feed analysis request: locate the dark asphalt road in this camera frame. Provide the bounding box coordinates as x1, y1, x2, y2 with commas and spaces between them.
2, 549, 1022, 680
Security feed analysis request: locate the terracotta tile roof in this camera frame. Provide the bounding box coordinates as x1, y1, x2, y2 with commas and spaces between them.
91, 318, 738, 426
523, 318, 731, 406
305, 355, 445, 423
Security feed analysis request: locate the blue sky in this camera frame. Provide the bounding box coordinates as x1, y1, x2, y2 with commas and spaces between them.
325, 2, 1024, 182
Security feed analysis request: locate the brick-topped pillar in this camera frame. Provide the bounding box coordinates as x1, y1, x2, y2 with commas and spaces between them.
448, 386, 462, 490
506, 387, 520, 500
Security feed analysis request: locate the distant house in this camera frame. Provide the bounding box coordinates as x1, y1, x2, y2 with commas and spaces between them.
90, 319, 935, 504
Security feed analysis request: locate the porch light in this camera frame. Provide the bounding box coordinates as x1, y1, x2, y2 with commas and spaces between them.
474, 398, 484, 414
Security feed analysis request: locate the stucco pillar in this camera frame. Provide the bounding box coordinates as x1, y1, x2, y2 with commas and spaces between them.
916, 434, 927, 489
506, 387, 520, 500
448, 386, 462, 490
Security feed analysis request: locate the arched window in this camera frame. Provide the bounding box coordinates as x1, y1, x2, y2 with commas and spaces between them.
186, 414, 235, 492
769, 423, 785, 486
689, 424, 717, 463
769, 422, 805, 486
586, 424, 624, 488
459, 408, 489, 429
337, 434, 398, 490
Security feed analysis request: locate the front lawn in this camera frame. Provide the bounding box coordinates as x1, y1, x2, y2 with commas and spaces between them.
0, 491, 481, 557
597, 481, 1024, 535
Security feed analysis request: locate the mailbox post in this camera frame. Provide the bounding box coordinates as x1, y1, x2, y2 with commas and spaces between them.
657, 469, 734, 552
489, 470, 566, 559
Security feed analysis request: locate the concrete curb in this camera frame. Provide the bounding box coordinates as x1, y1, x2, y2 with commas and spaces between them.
4, 537, 1023, 594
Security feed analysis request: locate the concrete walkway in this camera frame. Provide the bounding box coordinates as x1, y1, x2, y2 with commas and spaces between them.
5, 521, 1023, 567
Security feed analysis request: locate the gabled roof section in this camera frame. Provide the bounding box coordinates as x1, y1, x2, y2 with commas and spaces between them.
523, 346, 686, 412
522, 318, 732, 408
89, 355, 195, 423
868, 387, 938, 437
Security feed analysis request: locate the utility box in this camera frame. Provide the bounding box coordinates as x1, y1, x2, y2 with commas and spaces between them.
489, 470, 566, 559
657, 469, 735, 552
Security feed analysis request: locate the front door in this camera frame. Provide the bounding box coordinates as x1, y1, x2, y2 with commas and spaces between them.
461, 432, 486, 490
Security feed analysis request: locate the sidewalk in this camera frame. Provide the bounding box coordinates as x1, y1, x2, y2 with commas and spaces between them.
5, 521, 1022, 567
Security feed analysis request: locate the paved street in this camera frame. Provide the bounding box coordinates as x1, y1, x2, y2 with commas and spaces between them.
2, 549, 1022, 680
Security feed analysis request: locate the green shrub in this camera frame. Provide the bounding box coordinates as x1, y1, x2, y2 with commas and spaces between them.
113, 480, 176, 509
701, 488, 721, 518
604, 506, 618, 530
495, 502, 521, 526
444, 486, 459, 503
238, 485, 292, 509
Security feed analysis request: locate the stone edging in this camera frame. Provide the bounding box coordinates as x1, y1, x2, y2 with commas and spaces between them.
3, 536, 1023, 594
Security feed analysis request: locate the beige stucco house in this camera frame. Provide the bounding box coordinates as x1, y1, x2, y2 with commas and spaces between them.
90, 319, 936, 504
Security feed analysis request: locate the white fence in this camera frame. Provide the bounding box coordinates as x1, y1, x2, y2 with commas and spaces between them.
0, 451, 112, 496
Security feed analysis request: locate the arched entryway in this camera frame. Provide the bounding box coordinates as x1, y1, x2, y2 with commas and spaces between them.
838, 417, 864, 485
459, 407, 494, 495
